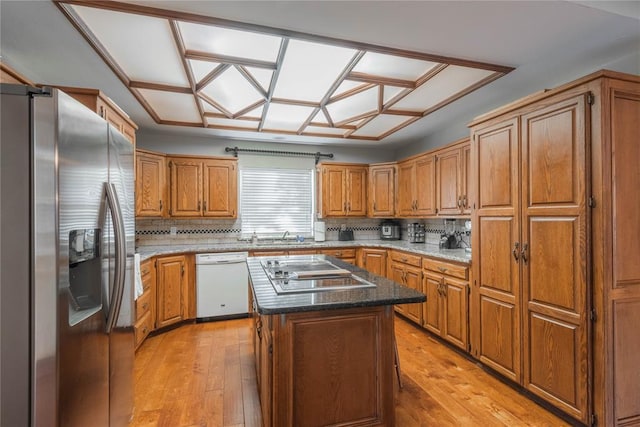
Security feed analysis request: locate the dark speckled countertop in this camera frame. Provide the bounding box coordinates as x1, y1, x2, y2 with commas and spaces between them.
248, 254, 426, 315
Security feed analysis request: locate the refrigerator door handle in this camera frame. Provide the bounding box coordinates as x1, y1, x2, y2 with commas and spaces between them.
104, 182, 126, 333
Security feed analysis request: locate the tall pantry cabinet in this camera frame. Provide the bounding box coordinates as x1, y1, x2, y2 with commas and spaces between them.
469, 70, 640, 426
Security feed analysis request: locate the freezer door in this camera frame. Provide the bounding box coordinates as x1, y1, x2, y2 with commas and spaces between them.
107, 125, 135, 426
56, 89, 110, 427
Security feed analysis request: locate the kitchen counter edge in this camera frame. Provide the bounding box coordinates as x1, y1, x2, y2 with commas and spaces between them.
136, 240, 471, 264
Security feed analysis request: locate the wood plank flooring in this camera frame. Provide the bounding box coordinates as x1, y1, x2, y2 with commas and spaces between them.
131, 317, 570, 427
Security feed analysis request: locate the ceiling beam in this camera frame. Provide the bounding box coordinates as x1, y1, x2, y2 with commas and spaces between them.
129, 81, 192, 94
235, 66, 268, 99
196, 64, 231, 92
346, 72, 416, 88
258, 37, 289, 131
185, 50, 276, 70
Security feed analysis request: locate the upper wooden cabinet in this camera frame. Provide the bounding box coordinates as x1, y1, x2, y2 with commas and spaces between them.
135, 149, 166, 217
317, 163, 367, 218
436, 139, 470, 216
54, 86, 138, 145
168, 156, 237, 218
368, 163, 396, 217
397, 153, 436, 217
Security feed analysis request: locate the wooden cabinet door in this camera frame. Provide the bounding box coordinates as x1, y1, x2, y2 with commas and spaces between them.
346, 166, 367, 216
320, 166, 346, 217
168, 158, 202, 217
520, 94, 589, 421
414, 154, 436, 216
423, 271, 443, 336
135, 151, 165, 217
471, 118, 522, 383
397, 160, 415, 216
461, 142, 472, 215
259, 318, 273, 427
202, 159, 237, 218
368, 164, 395, 217
403, 265, 423, 325
436, 147, 462, 215
390, 262, 407, 316
443, 277, 469, 351
360, 249, 387, 277
156, 256, 184, 328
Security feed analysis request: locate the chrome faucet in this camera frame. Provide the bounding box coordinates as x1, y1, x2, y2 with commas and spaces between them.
281, 230, 290, 241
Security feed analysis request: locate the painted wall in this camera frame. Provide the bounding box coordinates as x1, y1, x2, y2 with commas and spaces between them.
137, 131, 396, 167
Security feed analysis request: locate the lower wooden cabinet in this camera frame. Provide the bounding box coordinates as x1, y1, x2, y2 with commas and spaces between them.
389, 251, 423, 325
319, 248, 356, 265
134, 258, 156, 350
256, 306, 394, 427
422, 258, 470, 351
357, 248, 387, 276
155, 254, 194, 329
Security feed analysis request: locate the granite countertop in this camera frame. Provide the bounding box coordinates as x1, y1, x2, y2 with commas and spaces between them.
247, 254, 426, 315
137, 239, 471, 264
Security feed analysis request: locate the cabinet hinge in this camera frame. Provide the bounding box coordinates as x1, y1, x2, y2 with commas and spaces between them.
588, 196, 596, 208
587, 93, 594, 105
590, 413, 597, 427
467, 286, 471, 295
590, 309, 597, 322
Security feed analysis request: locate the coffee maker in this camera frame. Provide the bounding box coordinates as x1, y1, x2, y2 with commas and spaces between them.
439, 219, 459, 249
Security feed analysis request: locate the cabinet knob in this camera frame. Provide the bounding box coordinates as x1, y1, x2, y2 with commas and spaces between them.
512, 242, 520, 262
438, 266, 447, 273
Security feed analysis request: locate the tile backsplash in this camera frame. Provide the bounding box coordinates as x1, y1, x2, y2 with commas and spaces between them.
135, 217, 471, 248
136, 218, 471, 247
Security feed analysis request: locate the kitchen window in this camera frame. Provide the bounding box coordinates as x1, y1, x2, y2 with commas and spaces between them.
240, 168, 314, 238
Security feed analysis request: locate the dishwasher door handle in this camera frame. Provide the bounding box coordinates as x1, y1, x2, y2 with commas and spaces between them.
208, 260, 246, 265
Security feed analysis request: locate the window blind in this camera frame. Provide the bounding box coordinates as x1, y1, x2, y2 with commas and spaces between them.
240, 168, 314, 237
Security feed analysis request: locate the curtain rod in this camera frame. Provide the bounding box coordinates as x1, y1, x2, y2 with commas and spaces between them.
225, 146, 334, 164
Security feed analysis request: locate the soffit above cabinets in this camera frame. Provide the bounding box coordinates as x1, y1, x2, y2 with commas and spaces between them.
56, 1, 513, 142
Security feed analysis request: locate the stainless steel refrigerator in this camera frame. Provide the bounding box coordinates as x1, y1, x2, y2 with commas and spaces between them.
1, 84, 135, 426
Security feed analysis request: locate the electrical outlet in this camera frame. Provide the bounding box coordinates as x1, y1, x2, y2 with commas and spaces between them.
170, 226, 177, 236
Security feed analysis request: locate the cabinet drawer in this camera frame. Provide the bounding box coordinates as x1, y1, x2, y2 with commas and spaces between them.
140, 259, 152, 277
134, 310, 153, 349
423, 258, 468, 280
390, 251, 422, 268
136, 290, 152, 321
321, 248, 356, 259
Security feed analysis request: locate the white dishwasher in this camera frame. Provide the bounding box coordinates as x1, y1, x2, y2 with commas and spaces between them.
196, 252, 249, 319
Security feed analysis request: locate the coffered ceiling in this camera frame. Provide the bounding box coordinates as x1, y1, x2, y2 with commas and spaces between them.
1, 1, 638, 148
56, 1, 511, 142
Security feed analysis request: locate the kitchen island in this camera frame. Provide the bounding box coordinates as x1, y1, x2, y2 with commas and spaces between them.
248, 254, 425, 427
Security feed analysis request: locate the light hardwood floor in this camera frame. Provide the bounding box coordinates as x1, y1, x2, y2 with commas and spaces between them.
131, 317, 570, 427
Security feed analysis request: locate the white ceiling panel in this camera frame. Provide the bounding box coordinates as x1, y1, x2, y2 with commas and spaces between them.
245, 67, 274, 92
392, 65, 496, 111
202, 102, 222, 114
352, 114, 413, 137
71, 5, 189, 87
189, 59, 219, 83
272, 39, 357, 102
200, 67, 263, 114
326, 86, 378, 123
263, 103, 315, 131
178, 21, 282, 62
138, 89, 201, 122
242, 105, 264, 119
353, 52, 440, 81
383, 86, 405, 105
